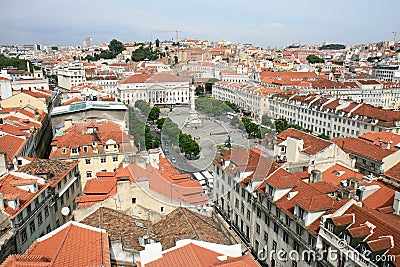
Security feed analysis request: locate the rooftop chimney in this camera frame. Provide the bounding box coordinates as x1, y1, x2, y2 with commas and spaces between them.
386, 141, 393, 150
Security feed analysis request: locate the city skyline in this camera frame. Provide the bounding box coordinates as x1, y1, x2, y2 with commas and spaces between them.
1, 0, 400, 48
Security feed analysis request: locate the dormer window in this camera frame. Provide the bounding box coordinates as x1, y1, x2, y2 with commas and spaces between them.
83, 146, 88, 153
62, 148, 66, 154
71, 148, 78, 154
298, 206, 305, 220
268, 185, 274, 197
327, 222, 334, 232
343, 234, 351, 246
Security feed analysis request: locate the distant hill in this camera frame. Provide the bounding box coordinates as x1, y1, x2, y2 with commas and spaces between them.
319, 44, 346, 50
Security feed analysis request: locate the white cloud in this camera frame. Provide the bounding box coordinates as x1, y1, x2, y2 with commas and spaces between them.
262, 23, 286, 30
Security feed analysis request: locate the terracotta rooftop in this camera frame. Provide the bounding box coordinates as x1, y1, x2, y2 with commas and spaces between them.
127, 164, 208, 206
309, 181, 338, 194
266, 174, 299, 189
335, 204, 400, 257
332, 137, 395, 161
321, 164, 363, 187
348, 225, 372, 238
151, 207, 231, 249
361, 181, 395, 210
277, 128, 332, 155
211, 253, 260, 267
294, 194, 334, 212
83, 177, 117, 195
81, 207, 151, 251
331, 214, 354, 226
1, 221, 111, 267
385, 161, 400, 182
120, 72, 187, 84
359, 132, 400, 150
18, 158, 78, 189
144, 243, 224, 267
0, 135, 27, 163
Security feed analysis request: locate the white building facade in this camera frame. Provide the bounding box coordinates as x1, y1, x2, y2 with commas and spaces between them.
118, 72, 190, 106
56, 62, 86, 90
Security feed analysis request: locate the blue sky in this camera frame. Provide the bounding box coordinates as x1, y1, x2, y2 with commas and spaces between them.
1, 0, 399, 48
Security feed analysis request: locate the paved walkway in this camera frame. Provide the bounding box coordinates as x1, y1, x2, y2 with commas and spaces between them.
160, 107, 257, 173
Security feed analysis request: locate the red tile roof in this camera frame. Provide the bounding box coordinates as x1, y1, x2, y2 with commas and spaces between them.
277, 128, 332, 155
266, 173, 299, 189
362, 181, 395, 210
331, 214, 354, 226
120, 72, 187, 84
81, 207, 151, 251
83, 177, 117, 195
211, 253, 260, 267
61, 97, 82, 106
152, 208, 231, 250
309, 181, 338, 193
322, 164, 363, 186
145, 243, 223, 267
294, 194, 334, 212
127, 164, 208, 206
367, 236, 393, 252
332, 137, 395, 161
348, 225, 371, 238
385, 162, 400, 182
2, 221, 111, 267
0, 135, 27, 163
359, 132, 400, 150
336, 204, 400, 257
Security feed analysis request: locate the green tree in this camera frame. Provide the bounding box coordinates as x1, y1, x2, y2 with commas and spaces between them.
155, 39, 160, 48
0, 55, 35, 71
131, 45, 163, 62
261, 115, 273, 127
145, 126, 160, 149
156, 118, 166, 130
108, 39, 125, 54
306, 54, 324, 64
195, 85, 205, 96
148, 107, 160, 121
174, 55, 178, 64
224, 101, 238, 112
275, 118, 288, 133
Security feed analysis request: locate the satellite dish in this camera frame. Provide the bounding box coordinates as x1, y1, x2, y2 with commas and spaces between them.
61, 207, 70, 216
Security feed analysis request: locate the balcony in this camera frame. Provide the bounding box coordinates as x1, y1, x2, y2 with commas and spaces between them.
319, 226, 377, 267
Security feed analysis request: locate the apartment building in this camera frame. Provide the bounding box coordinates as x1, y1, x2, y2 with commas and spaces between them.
0, 158, 80, 257
318, 202, 400, 267
49, 120, 136, 187
269, 94, 400, 138
0, 77, 12, 100
56, 61, 86, 90
74, 152, 210, 223
220, 70, 250, 84
0, 104, 53, 159
86, 75, 119, 96
50, 101, 128, 131
332, 132, 400, 179
275, 128, 353, 173
372, 64, 400, 82
118, 72, 190, 106
304, 79, 400, 110
213, 147, 400, 267
212, 81, 284, 122
213, 148, 343, 267
181, 61, 219, 79
1, 221, 111, 267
